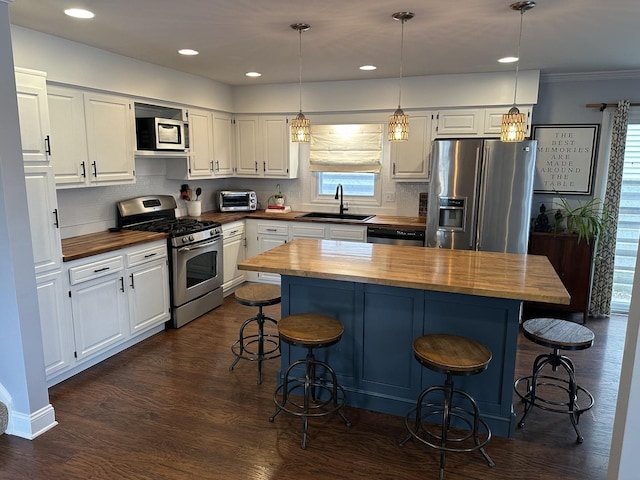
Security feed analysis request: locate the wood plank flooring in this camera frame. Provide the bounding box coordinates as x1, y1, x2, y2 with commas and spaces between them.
0, 294, 626, 480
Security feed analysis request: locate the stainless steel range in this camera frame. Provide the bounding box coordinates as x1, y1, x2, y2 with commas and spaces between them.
117, 195, 223, 328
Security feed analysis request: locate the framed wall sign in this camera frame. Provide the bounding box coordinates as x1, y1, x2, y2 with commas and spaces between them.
532, 124, 599, 195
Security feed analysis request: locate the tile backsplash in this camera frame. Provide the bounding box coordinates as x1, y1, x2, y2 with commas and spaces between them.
419, 192, 428, 217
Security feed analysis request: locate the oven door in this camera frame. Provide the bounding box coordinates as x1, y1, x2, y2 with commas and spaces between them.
172, 236, 223, 307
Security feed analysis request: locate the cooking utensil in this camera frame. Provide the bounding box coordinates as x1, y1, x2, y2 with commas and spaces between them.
195, 187, 202, 200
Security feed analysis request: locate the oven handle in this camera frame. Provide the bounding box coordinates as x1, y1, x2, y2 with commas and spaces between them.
177, 239, 220, 252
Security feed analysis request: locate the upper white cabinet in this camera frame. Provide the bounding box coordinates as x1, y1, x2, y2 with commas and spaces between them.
235, 115, 299, 178
47, 85, 136, 187
84, 92, 136, 184
15, 68, 52, 164
483, 106, 533, 137
186, 108, 215, 177
391, 115, 432, 182
213, 112, 234, 176
431, 106, 534, 139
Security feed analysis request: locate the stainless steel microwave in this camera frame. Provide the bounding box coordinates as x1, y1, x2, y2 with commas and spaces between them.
218, 190, 257, 212
136, 117, 186, 151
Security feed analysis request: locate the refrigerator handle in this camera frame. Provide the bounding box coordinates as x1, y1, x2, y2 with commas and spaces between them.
469, 147, 482, 249
476, 146, 491, 250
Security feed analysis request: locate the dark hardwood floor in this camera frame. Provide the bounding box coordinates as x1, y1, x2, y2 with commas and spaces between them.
0, 293, 626, 479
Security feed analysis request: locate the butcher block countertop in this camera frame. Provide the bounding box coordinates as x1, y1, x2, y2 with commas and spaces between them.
238, 238, 571, 304
62, 230, 168, 262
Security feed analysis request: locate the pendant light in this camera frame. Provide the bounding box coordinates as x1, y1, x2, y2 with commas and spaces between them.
388, 12, 414, 142
291, 23, 311, 143
501, 1, 535, 143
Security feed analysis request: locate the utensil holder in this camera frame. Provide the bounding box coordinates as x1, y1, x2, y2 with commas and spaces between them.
187, 200, 201, 217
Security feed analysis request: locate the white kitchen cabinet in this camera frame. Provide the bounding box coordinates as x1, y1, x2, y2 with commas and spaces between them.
235, 115, 299, 178
15, 68, 51, 164
213, 112, 234, 176
47, 85, 90, 187
245, 219, 289, 283
391, 115, 432, 181
125, 242, 170, 334
290, 223, 326, 240
83, 91, 136, 185
185, 108, 215, 177
23, 165, 62, 275
483, 106, 533, 137
431, 109, 483, 137
68, 254, 129, 360
327, 224, 367, 242
36, 270, 74, 379
47, 86, 136, 187
222, 221, 246, 295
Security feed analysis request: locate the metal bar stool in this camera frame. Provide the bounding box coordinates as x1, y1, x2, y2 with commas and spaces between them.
514, 317, 595, 443
229, 284, 281, 384
269, 313, 351, 449
400, 334, 495, 480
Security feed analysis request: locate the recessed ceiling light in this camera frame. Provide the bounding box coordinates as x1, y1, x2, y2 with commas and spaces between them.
499, 56, 519, 64
360, 65, 377, 71
245, 72, 262, 78
64, 8, 95, 19
178, 49, 199, 56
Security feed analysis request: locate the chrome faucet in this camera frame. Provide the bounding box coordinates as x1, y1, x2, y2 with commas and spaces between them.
334, 184, 348, 215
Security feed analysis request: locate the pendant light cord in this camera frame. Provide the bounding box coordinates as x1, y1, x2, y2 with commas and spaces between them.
398, 18, 405, 108
512, 8, 524, 107
298, 28, 303, 114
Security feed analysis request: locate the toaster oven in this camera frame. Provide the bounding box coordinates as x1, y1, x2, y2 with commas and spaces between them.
218, 190, 257, 212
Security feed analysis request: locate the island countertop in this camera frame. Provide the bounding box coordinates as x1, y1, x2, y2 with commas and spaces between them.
238, 238, 570, 305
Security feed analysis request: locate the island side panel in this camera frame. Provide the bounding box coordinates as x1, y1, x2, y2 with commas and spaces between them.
423, 290, 521, 437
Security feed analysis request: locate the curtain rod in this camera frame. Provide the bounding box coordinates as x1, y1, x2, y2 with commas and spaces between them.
586, 102, 640, 111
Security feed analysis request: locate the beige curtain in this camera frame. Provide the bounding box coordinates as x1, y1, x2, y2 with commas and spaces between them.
590, 100, 630, 316
309, 124, 383, 173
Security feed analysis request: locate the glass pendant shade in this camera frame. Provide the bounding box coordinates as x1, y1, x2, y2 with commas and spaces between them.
291, 112, 310, 143
501, 106, 527, 142
388, 107, 409, 141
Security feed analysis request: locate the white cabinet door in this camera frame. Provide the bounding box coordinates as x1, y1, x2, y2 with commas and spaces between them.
15, 69, 51, 164
127, 259, 170, 334
70, 273, 129, 360
186, 108, 214, 178
432, 109, 483, 137
213, 113, 234, 176
83, 92, 135, 184
222, 222, 246, 294
24, 165, 62, 275
290, 224, 326, 240
391, 115, 431, 181
327, 224, 367, 242
47, 85, 89, 187
483, 106, 533, 137
37, 270, 74, 379
245, 220, 288, 283
263, 116, 295, 177
235, 116, 260, 176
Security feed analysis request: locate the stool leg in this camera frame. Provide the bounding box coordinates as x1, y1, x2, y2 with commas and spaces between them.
438, 375, 455, 480
229, 315, 257, 371
559, 356, 584, 444
256, 307, 265, 384
315, 358, 351, 428
518, 354, 554, 428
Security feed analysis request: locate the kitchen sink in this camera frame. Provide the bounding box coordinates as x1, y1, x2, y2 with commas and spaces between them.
296, 212, 375, 222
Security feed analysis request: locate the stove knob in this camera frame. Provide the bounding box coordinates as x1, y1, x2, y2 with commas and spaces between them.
210, 229, 216, 236
182, 237, 188, 244
189, 235, 194, 242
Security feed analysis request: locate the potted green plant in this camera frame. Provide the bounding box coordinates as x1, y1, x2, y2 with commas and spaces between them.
553, 195, 608, 245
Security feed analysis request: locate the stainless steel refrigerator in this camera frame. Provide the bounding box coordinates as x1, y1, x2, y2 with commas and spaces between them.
426, 138, 537, 254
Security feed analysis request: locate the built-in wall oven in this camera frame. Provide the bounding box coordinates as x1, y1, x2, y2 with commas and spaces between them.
117, 195, 223, 328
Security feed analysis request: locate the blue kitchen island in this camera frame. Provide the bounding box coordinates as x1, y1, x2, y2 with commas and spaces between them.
238, 239, 570, 438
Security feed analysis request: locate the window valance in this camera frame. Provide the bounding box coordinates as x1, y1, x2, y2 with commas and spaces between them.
309, 124, 383, 173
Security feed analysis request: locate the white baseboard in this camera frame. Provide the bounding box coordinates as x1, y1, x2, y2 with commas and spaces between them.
7, 403, 57, 439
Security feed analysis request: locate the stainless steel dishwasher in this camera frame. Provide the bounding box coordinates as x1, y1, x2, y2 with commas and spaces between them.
366, 226, 425, 246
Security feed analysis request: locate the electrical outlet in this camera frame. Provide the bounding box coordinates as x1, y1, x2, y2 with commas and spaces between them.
384, 192, 396, 202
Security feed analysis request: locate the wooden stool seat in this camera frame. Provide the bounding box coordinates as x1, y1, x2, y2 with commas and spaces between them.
522, 317, 594, 351
234, 283, 281, 307
278, 313, 344, 347
413, 334, 492, 376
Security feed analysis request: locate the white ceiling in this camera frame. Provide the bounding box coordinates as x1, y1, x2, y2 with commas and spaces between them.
8, 0, 640, 86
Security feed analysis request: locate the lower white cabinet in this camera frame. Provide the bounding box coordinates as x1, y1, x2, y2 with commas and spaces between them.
48, 240, 169, 385
222, 221, 246, 295
245, 220, 289, 284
